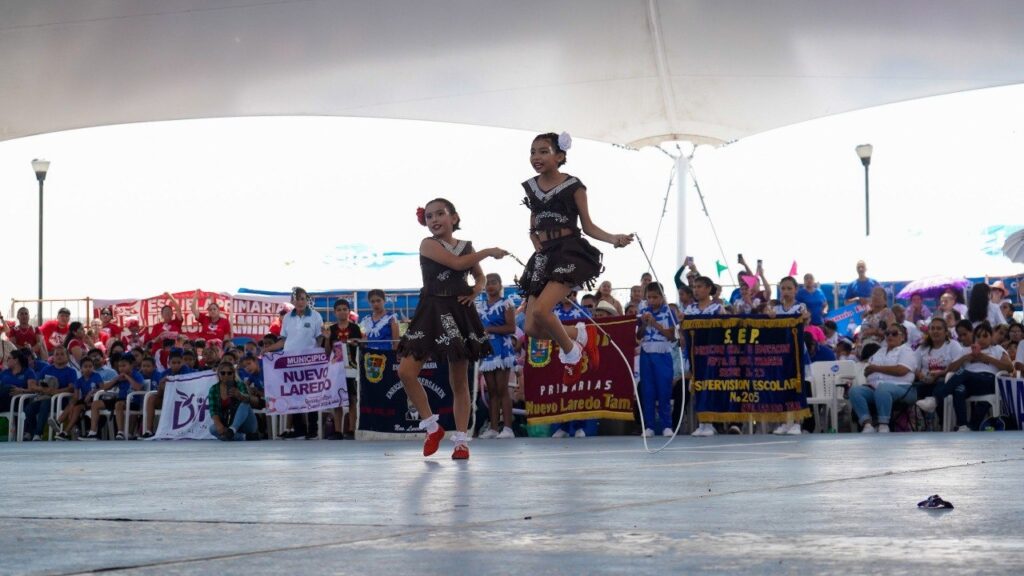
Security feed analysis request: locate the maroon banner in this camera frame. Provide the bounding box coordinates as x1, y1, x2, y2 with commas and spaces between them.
523, 315, 637, 424
93, 291, 289, 339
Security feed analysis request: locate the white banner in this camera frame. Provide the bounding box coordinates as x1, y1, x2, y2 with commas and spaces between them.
263, 346, 348, 415
153, 371, 218, 440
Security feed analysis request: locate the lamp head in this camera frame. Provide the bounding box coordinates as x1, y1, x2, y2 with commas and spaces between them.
855, 144, 873, 167
31, 158, 50, 182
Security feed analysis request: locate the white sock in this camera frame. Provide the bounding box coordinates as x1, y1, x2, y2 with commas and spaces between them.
558, 342, 582, 365
451, 431, 469, 445
420, 414, 439, 433
574, 322, 589, 347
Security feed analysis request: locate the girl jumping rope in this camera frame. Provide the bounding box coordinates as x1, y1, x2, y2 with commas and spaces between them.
518, 132, 634, 384
396, 198, 508, 459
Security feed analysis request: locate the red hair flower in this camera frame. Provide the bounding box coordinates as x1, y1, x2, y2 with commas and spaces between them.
416, 207, 426, 226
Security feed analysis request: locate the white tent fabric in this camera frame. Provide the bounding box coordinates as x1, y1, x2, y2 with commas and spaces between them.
3, 0, 1024, 146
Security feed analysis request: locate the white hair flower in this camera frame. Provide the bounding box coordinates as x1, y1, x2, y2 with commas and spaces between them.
557, 131, 572, 151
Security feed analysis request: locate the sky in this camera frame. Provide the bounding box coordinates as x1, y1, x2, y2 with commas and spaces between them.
1, 83, 1022, 312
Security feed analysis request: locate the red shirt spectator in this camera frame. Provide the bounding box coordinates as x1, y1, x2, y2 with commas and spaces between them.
190, 291, 232, 341
196, 313, 231, 341
98, 307, 123, 342
145, 293, 184, 351
39, 308, 72, 353
8, 307, 44, 351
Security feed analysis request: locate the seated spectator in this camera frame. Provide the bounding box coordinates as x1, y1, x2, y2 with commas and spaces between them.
989, 281, 1008, 304
835, 339, 854, 361
182, 349, 198, 370
23, 346, 77, 441
994, 324, 1009, 348
906, 293, 932, 327
805, 331, 836, 363
939, 289, 968, 319
1008, 323, 1023, 347
7, 307, 45, 355
822, 320, 840, 349
121, 318, 146, 351
916, 322, 1013, 431
86, 348, 116, 382
849, 324, 918, 433
208, 360, 258, 441
593, 300, 617, 318
39, 307, 72, 354
913, 317, 963, 402
51, 356, 104, 440
844, 260, 880, 306
141, 350, 193, 438
858, 287, 896, 351
966, 283, 1007, 328
891, 304, 923, 349
1001, 300, 1017, 324
797, 273, 829, 326
954, 319, 974, 346
98, 307, 122, 344
579, 293, 597, 316
83, 353, 143, 440
594, 280, 624, 315
0, 349, 37, 421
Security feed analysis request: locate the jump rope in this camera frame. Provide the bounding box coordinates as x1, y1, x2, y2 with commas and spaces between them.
509, 232, 687, 454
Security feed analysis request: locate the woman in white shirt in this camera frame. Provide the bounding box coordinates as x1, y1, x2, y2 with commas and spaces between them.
914, 317, 963, 399
849, 323, 919, 433
916, 321, 1013, 431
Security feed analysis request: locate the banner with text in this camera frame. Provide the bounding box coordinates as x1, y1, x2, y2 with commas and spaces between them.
825, 303, 868, 339
262, 347, 348, 415
153, 371, 218, 440
683, 315, 809, 424
523, 316, 637, 425
93, 291, 290, 339
356, 349, 467, 439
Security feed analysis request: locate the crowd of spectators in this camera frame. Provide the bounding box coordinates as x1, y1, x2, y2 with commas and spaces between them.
1, 262, 1022, 441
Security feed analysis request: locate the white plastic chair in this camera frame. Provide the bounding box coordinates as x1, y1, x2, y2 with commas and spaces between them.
47, 393, 74, 440
10, 393, 39, 441
942, 371, 1004, 432
808, 361, 856, 433
124, 381, 155, 439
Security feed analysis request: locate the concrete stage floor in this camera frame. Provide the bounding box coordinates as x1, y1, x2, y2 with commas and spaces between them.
2, 433, 1023, 575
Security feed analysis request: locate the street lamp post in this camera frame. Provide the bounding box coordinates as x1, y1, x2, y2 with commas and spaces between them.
855, 144, 873, 236
32, 159, 50, 324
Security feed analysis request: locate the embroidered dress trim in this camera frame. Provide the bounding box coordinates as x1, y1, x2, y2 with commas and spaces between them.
527, 176, 579, 203
437, 239, 467, 255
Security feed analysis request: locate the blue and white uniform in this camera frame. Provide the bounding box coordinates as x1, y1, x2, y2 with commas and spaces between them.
637, 303, 678, 432
477, 297, 516, 372
360, 313, 398, 351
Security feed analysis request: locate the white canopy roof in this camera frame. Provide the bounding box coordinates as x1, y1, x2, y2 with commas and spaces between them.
3, 0, 1024, 146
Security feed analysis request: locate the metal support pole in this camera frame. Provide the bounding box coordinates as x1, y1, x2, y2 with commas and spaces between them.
676, 154, 688, 267
864, 164, 870, 236
38, 180, 44, 324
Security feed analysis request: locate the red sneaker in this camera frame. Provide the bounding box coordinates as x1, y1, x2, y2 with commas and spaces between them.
452, 443, 470, 460
582, 324, 600, 371
423, 424, 446, 456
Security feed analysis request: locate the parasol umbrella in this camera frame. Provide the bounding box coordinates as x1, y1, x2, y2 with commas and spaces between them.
897, 276, 970, 299
1002, 229, 1024, 264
